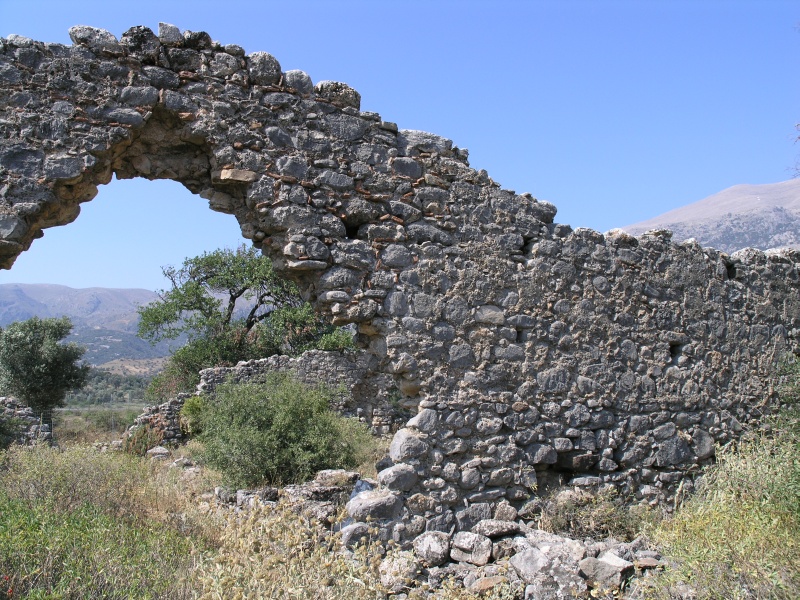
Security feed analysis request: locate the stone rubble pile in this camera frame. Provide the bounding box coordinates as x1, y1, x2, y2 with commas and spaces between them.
196, 464, 667, 599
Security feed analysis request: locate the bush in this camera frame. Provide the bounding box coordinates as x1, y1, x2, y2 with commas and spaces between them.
537, 486, 654, 542
0, 415, 25, 449
180, 395, 209, 435
197, 374, 374, 488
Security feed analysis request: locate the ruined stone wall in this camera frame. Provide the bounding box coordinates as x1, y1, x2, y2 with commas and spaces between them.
197, 350, 401, 433
1, 25, 798, 516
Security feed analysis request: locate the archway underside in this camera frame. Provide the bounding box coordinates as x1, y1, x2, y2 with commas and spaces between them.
1, 25, 799, 516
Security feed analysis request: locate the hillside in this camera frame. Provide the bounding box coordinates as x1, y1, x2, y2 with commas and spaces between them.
0, 284, 175, 365
621, 179, 800, 253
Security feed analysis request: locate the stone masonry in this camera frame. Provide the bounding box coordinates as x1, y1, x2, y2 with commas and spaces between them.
1, 25, 799, 521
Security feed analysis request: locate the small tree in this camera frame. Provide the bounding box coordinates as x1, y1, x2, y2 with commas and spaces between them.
0, 316, 89, 427
139, 246, 353, 399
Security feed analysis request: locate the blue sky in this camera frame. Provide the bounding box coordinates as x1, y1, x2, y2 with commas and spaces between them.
1, 0, 797, 290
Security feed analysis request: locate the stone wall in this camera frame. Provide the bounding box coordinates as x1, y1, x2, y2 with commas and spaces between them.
130, 349, 402, 442
197, 350, 401, 433
1, 25, 799, 516
0, 397, 52, 443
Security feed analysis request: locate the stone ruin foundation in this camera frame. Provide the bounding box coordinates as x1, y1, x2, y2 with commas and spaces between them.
1, 24, 799, 540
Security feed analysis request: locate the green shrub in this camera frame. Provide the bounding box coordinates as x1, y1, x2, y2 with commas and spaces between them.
313, 327, 357, 352
197, 374, 374, 488
123, 423, 164, 456
0, 415, 25, 449
180, 395, 209, 435
0, 444, 152, 517
0, 445, 198, 599
0, 491, 195, 599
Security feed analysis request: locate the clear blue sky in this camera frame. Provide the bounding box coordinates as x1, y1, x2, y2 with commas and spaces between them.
1, 0, 797, 290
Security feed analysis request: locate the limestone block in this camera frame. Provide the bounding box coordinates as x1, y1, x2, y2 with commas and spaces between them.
413, 531, 451, 567
247, 51, 282, 86
472, 519, 520, 539
389, 429, 429, 462
510, 547, 549, 584
68, 26, 122, 55
314, 80, 361, 110
217, 168, 258, 183
450, 531, 492, 566
578, 552, 634, 590
378, 464, 418, 492
379, 551, 419, 594
345, 489, 403, 522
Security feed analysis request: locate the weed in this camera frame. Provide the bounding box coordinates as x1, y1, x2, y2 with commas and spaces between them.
646, 410, 800, 598
123, 423, 164, 456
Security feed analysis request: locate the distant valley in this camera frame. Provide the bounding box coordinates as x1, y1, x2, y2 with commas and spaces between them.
0, 284, 176, 368
621, 179, 800, 254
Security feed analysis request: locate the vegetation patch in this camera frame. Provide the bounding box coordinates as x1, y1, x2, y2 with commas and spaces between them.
0, 444, 214, 599
644, 362, 800, 599
194, 373, 375, 488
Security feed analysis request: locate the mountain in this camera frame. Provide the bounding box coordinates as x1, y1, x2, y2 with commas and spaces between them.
0, 284, 176, 365
621, 179, 800, 254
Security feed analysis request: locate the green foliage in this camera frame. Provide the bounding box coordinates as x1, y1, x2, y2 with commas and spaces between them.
138, 247, 354, 400
180, 395, 209, 435
123, 424, 164, 456
64, 367, 151, 405
0, 415, 25, 450
779, 358, 800, 406
197, 374, 374, 488
137, 245, 300, 343
0, 316, 89, 415
0, 445, 197, 599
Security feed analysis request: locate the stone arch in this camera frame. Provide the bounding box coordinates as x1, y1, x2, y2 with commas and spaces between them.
2, 25, 800, 517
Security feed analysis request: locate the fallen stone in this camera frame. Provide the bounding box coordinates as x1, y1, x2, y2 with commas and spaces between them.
413, 530, 451, 567
510, 547, 550, 583
345, 489, 403, 521
469, 575, 509, 595
578, 552, 634, 590
450, 532, 493, 566
379, 551, 419, 593
146, 445, 170, 460
314, 469, 360, 486
472, 519, 521, 539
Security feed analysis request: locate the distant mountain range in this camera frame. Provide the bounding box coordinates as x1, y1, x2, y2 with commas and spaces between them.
621, 179, 800, 254
0, 284, 176, 366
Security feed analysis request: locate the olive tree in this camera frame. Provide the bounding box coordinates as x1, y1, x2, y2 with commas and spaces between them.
138, 246, 353, 399
0, 316, 89, 423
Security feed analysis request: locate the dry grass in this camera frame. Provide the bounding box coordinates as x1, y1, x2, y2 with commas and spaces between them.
191, 500, 517, 600
642, 410, 800, 600
53, 404, 141, 445
536, 485, 657, 542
